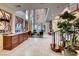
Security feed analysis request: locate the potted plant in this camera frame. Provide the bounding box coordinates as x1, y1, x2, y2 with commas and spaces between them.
57, 11, 78, 55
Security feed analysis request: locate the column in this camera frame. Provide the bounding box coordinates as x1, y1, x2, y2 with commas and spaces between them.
28, 10, 33, 31
11, 14, 16, 33
33, 9, 36, 31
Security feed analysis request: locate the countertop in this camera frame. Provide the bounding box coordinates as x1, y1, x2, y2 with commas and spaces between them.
3, 31, 29, 36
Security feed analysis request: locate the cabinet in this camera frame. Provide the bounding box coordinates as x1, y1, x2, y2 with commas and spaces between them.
3, 32, 28, 50
0, 35, 3, 50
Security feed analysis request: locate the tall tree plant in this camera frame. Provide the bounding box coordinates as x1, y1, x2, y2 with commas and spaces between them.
57, 11, 79, 55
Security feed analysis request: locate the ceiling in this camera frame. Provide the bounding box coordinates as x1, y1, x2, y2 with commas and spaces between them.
0, 3, 69, 22
1, 3, 69, 11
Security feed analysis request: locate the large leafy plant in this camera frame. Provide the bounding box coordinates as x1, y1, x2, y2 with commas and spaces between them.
57, 11, 79, 55
60, 11, 76, 21
57, 11, 79, 54
58, 11, 76, 34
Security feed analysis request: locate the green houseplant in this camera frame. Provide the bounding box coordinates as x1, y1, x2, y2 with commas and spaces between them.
57, 11, 78, 55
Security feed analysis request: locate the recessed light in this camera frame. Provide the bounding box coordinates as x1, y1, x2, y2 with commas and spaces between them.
39, 3, 47, 4
16, 5, 21, 8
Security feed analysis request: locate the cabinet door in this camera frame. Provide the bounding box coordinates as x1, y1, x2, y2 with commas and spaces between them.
26, 33, 28, 40
12, 35, 18, 48
19, 34, 24, 44
3, 36, 12, 50
23, 33, 26, 41
23, 33, 28, 40
0, 35, 3, 50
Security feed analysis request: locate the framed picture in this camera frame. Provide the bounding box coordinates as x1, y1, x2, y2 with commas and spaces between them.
15, 16, 23, 32
0, 9, 11, 33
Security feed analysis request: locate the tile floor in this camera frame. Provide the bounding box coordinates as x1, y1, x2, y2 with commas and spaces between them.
0, 34, 63, 56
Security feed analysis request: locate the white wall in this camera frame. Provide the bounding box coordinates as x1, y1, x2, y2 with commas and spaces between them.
0, 4, 26, 20
0, 4, 26, 50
